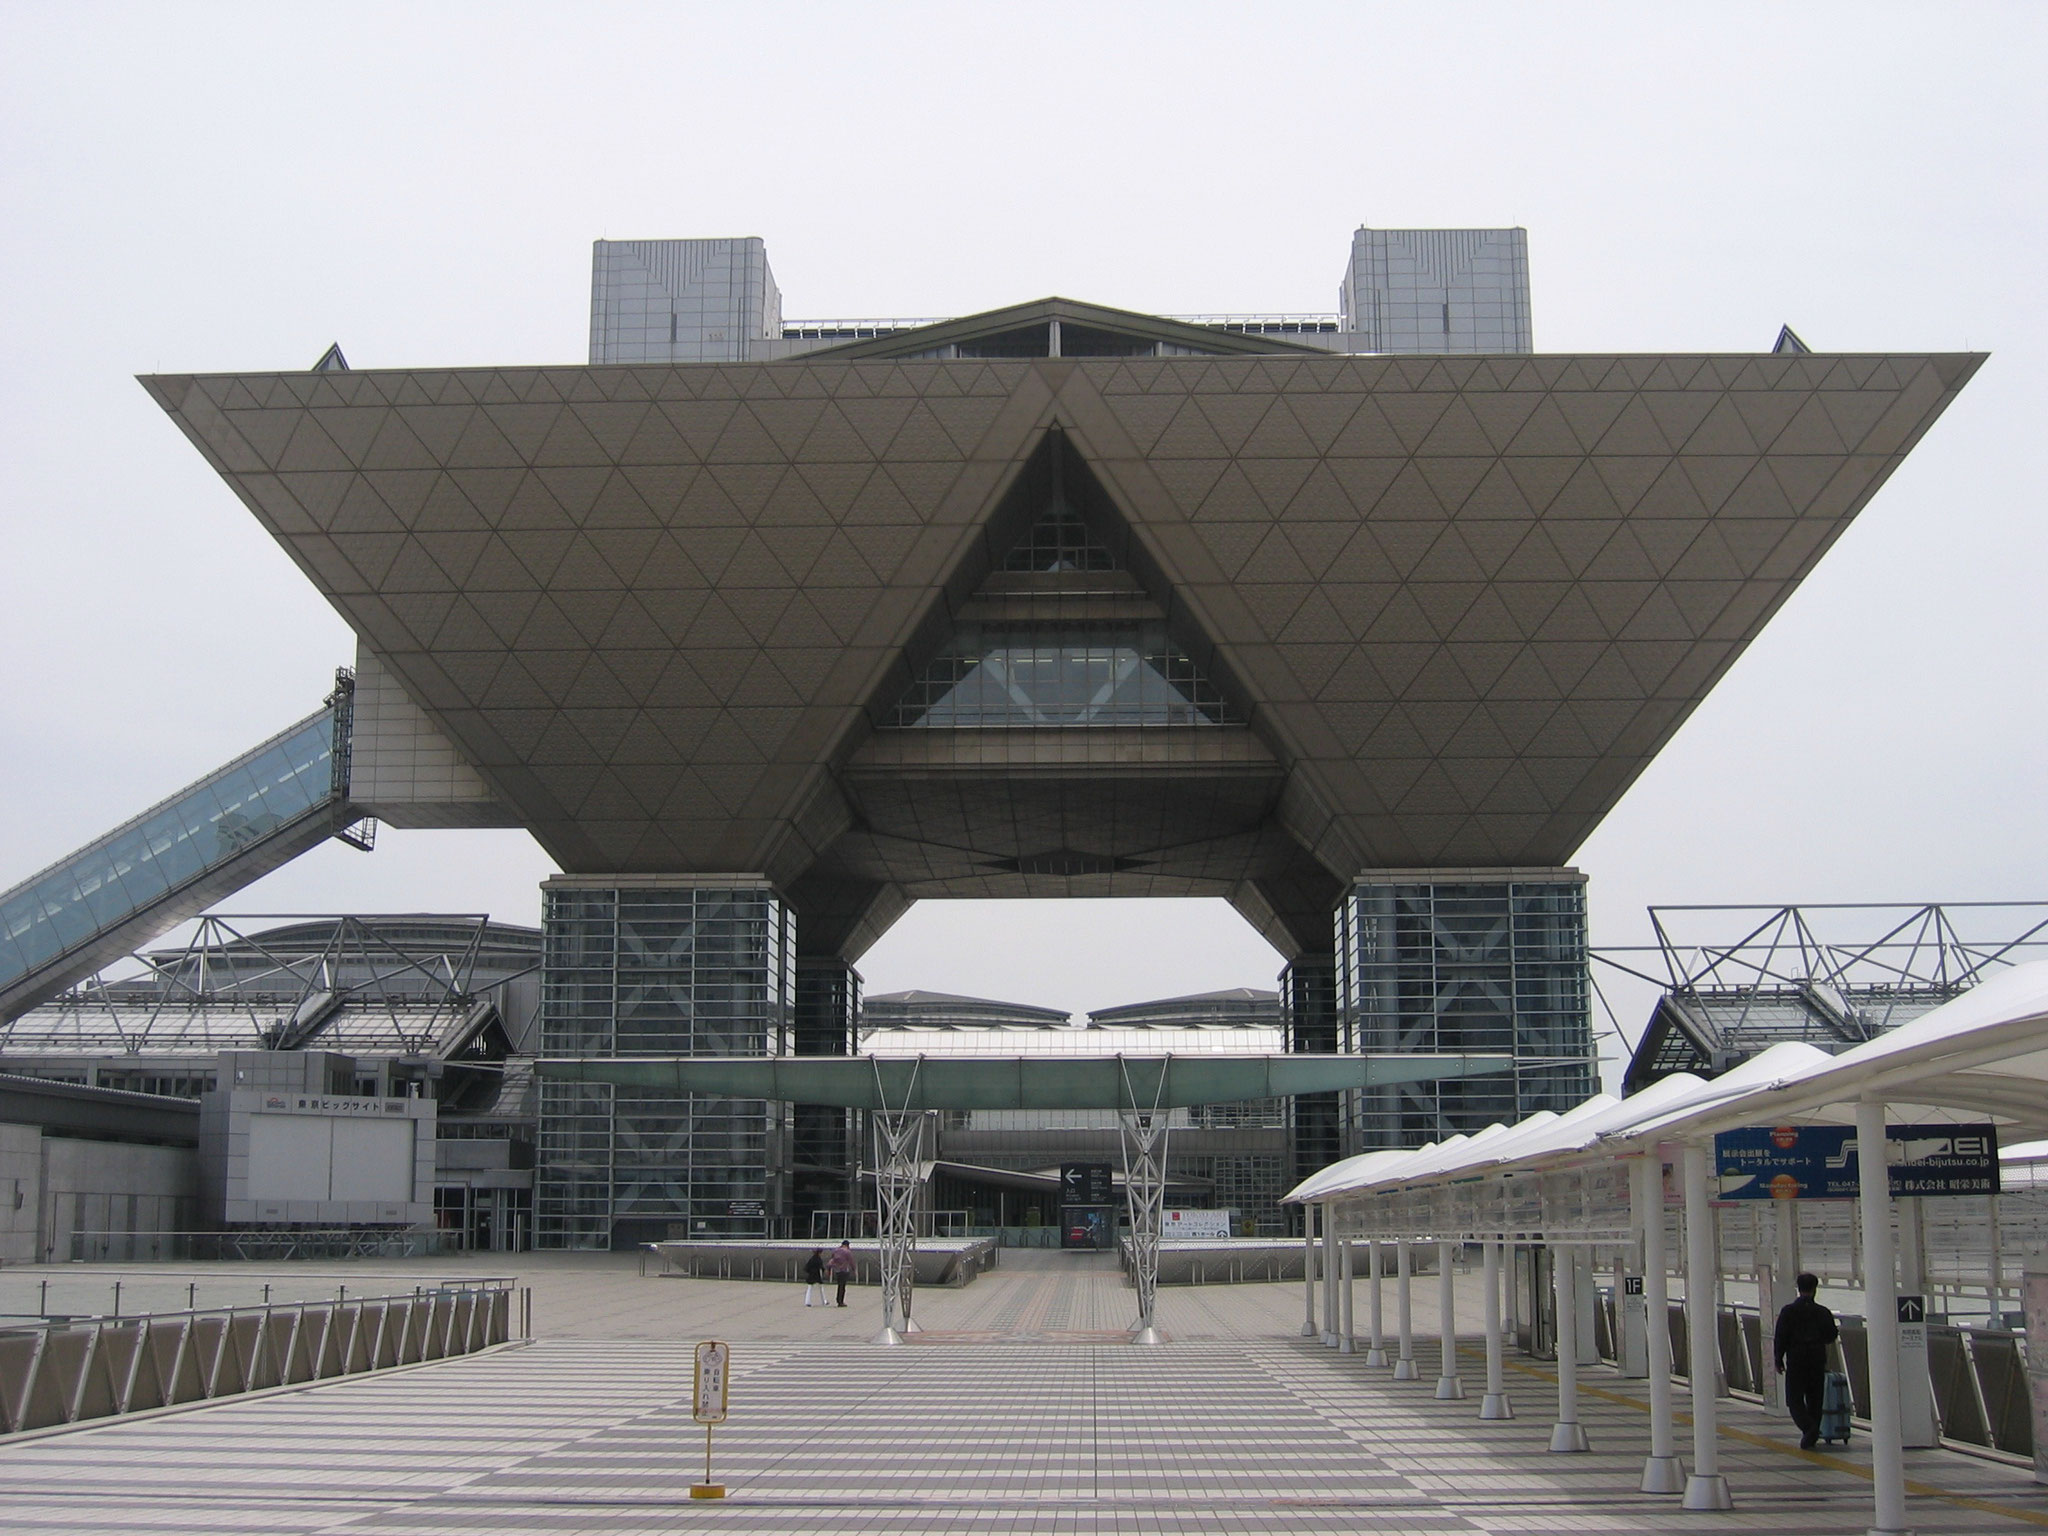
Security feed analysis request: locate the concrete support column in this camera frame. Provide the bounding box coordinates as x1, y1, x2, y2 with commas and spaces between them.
1761, 1199, 1801, 1413
1858, 1098, 1909, 1536
1681, 1141, 1732, 1509
1366, 1238, 1388, 1366
1301, 1205, 1319, 1337
1480, 1239, 1512, 1419
1339, 1233, 1357, 1353
1549, 1244, 1590, 1451
1436, 1240, 1465, 1397
1394, 1240, 1418, 1379
792, 955, 861, 1231
1576, 1250, 1599, 1366
1323, 1203, 1340, 1347
1638, 1152, 1683, 1494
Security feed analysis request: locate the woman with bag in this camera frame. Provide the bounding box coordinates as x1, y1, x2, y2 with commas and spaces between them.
802, 1248, 827, 1307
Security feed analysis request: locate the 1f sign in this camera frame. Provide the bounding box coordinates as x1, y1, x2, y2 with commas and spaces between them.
693, 1340, 730, 1424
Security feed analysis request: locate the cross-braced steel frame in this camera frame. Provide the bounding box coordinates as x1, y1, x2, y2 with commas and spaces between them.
1117, 1056, 1171, 1344
870, 1056, 930, 1345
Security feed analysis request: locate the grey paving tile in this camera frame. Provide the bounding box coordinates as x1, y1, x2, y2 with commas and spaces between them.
0, 1255, 2040, 1535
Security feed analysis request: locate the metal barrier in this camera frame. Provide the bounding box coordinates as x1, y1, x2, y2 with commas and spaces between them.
1957, 1328, 2032, 1456
649, 1239, 996, 1288
68, 1229, 448, 1262
1644, 1297, 2034, 1461
1929, 1325, 1993, 1448
0, 1281, 518, 1434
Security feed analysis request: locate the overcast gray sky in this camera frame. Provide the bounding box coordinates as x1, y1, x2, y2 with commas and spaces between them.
3, 3, 2044, 1072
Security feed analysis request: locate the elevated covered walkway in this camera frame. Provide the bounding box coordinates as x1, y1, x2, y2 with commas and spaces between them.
1293, 962, 2048, 1534
0, 678, 371, 1023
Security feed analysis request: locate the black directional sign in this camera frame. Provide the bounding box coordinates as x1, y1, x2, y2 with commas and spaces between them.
1061, 1163, 1114, 1206
1898, 1295, 1926, 1324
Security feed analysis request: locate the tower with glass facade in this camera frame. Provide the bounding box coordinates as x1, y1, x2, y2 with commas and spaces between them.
534, 879, 794, 1248
1339, 873, 1593, 1152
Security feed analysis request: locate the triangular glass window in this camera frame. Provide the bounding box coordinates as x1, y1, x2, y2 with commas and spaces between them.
883, 430, 1246, 728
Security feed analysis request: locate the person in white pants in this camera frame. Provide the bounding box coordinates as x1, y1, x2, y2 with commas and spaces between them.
802, 1248, 827, 1306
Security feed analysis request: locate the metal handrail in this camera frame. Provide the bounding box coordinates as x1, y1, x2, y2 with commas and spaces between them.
6, 1278, 515, 1329
0, 1280, 523, 1435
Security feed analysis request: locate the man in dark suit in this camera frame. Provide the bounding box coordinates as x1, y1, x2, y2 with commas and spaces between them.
1773, 1271, 1840, 1448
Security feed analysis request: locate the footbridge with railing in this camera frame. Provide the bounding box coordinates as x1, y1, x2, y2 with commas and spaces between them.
0, 672, 375, 1025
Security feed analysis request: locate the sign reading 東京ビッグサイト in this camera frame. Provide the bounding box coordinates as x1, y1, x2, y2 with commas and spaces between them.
1712, 1123, 2000, 1200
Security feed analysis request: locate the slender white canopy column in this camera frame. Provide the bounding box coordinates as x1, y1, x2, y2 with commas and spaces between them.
1323, 1203, 1340, 1347
1339, 1232, 1357, 1353
1761, 1198, 1800, 1413
1681, 1141, 1732, 1509
1480, 1239, 1512, 1419
1301, 1206, 1319, 1337
1394, 1240, 1418, 1380
1549, 1244, 1590, 1451
1436, 1240, 1465, 1398
1858, 1097, 1909, 1536
1636, 1152, 1683, 1493
1366, 1238, 1388, 1366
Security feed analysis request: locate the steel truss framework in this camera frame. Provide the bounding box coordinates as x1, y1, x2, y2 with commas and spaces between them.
1597, 902, 2048, 1093
0, 912, 525, 1057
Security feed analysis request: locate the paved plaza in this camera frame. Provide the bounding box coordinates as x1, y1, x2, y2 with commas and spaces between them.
2, 1251, 2045, 1534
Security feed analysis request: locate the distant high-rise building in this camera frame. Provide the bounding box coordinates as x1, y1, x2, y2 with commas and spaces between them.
589, 237, 783, 364
1338, 225, 1531, 353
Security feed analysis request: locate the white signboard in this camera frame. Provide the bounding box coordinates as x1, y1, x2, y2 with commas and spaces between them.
693, 1340, 730, 1424
246, 1113, 416, 1203
1620, 1274, 1648, 1377
1897, 1294, 1935, 1447
1161, 1209, 1233, 1239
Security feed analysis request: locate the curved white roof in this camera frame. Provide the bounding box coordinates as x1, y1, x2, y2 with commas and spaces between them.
1286, 963, 2048, 1206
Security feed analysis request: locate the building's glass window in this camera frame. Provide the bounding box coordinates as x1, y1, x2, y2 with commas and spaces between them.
1001, 501, 1116, 573
1342, 878, 1593, 1150
890, 622, 1239, 728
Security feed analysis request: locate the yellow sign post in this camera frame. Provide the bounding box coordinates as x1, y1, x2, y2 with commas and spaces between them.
690, 1339, 730, 1498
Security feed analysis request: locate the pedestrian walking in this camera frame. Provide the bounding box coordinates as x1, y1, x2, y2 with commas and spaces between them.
1774, 1271, 1840, 1449
802, 1248, 826, 1307
827, 1239, 855, 1307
